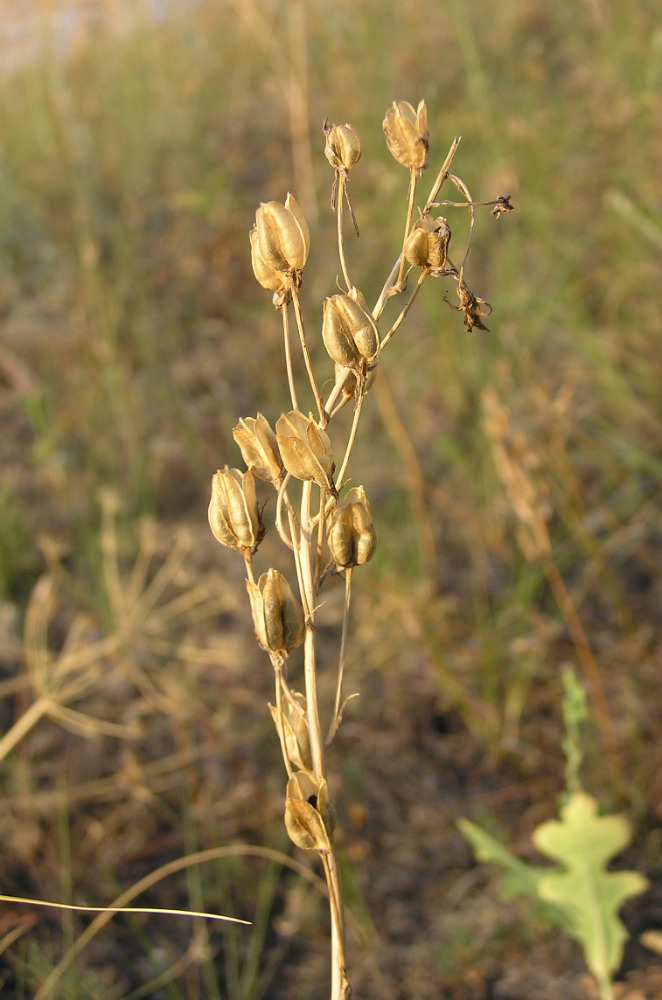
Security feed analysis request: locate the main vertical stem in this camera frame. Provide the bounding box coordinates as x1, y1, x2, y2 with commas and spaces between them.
299, 480, 348, 999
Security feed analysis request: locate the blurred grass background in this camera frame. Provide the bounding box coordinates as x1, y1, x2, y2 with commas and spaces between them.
0, 1, 660, 998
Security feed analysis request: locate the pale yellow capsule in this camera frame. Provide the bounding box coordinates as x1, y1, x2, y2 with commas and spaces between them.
246, 568, 304, 656
275, 410, 335, 490
208, 467, 264, 551
233, 413, 284, 484
383, 99, 429, 172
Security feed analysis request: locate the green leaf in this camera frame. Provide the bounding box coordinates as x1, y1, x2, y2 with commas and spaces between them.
532, 792, 648, 983
457, 818, 569, 931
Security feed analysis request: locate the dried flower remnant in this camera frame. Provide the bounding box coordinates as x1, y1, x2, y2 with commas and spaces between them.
383, 99, 429, 173
246, 568, 305, 659
208, 467, 264, 553
233, 413, 284, 485
491, 194, 514, 219
445, 274, 492, 332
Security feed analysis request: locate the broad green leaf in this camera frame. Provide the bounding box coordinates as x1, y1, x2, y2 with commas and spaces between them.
532, 792, 648, 983
458, 818, 547, 898
458, 818, 570, 929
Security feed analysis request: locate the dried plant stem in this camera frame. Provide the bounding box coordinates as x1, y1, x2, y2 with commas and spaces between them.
291, 286, 326, 421
327, 569, 353, 745
380, 268, 428, 352
336, 382, 367, 490
281, 302, 299, 411
393, 168, 418, 292
336, 172, 352, 292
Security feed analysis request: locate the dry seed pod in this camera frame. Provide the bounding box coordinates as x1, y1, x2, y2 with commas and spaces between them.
275, 410, 335, 490
208, 467, 264, 552
233, 413, 284, 485
284, 772, 333, 852
324, 120, 362, 173
252, 194, 310, 287
404, 216, 451, 271
322, 288, 380, 367
328, 486, 377, 569
246, 568, 305, 657
383, 99, 429, 172
250, 226, 284, 290
269, 694, 312, 770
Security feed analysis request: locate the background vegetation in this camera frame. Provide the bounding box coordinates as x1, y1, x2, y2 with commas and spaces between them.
0, 1, 660, 997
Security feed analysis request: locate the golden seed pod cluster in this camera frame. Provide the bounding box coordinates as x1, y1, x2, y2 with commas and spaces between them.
383, 99, 429, 172
322, 287, 380, 368
208, 467, 264, 552
405, 215, 451, 271
250, 193, 310, 291
275, 410, 335, 490
328, 486, 377, 570
246, 568, 305, 658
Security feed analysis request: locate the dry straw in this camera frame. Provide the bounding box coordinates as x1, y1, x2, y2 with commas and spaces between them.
209, 102, 511, 999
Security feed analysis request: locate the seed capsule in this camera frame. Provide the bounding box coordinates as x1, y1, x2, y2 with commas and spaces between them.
324, 120, 362, 173
233, 413, 284, 485
284, 772, 333, 852
404, 216, 451, 271
208, 467, 264, 552
251, 194, 310, 289
246, 568, 305, 658
275, 410, 335, 490
269, 694, 312, 770
322, 288, 380, 367
328, 486, 377, 569
383, 99, 429, 172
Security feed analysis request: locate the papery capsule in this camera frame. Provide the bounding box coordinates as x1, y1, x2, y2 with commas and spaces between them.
252, 194, 310, 286
284, 771, 333, 852
322, 288, 380, 367
233, 413, 284, 485
328, 486, 377, 569
275, 410, 335, 490
269, 693, 312, 770
250, 226, 284, 290
383, 99, 429, 172
246, 568, 305, 657
208, 467, 264, 551
404, 216, 451, 271
324, 120, 362, 173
